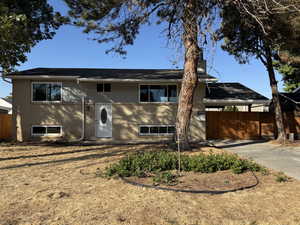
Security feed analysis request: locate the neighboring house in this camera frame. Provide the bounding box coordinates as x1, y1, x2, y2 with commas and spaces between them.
0, 98, 12, 114
204, 83, 270, 112
276, 88, 300, 112
6, 61, 217, 142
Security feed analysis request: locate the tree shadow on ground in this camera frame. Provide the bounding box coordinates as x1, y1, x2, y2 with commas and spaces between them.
0, 144, 165, 171
0, 145, 113, 161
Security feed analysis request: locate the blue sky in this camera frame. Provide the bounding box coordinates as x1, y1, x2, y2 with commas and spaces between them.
0, 0, 284, 99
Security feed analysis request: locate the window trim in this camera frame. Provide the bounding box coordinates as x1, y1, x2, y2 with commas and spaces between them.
31, 125, 63, 136
31, 82, 62, 103
139, 125, 176, 136
138, 84, 178, 103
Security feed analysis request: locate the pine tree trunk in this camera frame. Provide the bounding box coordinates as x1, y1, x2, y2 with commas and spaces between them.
176, 0, 200, 150
265, 46, 287, 143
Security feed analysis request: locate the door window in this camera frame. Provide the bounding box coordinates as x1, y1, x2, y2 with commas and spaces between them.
101, 108, 108, 124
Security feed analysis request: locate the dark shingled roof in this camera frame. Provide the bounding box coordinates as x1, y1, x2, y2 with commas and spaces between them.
280, 92, 300, 104
8, 67, 216, 80
206, 82, 269, 100
276, 91, 300, 112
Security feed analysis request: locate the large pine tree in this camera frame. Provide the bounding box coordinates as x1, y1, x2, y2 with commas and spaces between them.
64, 0, 300, 146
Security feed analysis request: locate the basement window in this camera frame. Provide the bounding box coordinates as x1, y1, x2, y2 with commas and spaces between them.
139, 125, 176, 136
32, 126, 62, 136
97, 83, 111, 93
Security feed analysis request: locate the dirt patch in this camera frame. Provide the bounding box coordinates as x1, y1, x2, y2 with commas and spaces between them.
0, 143, 300, 225
127, 170, 259, 192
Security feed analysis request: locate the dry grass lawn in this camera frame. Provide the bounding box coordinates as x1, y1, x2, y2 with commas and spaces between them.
0, 143, 299, 225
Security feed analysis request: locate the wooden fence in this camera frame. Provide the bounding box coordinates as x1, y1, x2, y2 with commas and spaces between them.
0, 114, 12, 140
206, 111, 300, 140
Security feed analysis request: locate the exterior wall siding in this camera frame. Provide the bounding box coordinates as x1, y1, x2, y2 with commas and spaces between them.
12, 79, 206, 142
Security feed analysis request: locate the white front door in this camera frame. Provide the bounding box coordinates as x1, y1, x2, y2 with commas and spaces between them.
95, 103, 112, 138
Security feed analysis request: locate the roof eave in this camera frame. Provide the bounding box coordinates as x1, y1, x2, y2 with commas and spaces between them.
5, 75, 80, 80
0, 105, 11, 111
6, 75, 217, 83
279, 93, 300, 104
78, 77, 217, 82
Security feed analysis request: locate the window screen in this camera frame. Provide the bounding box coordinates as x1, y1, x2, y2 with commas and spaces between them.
47, 127, 61, 134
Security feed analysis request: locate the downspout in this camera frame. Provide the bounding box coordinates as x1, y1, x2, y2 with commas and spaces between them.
79, 96, 85, 141
76, 78, 86, 142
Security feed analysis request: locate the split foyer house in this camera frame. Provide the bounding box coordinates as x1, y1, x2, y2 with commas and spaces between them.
6, 58, 216, 142
6, 58, 270, 142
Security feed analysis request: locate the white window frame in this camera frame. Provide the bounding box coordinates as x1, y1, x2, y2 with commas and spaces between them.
138, 84, 178, 103
31, 82, 62, 103
139, 125, 176, 136
31, 125, 63, 136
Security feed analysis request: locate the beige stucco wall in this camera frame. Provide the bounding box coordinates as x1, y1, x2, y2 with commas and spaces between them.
12, 79, 206, 142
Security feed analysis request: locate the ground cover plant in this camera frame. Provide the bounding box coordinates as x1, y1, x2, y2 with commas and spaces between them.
105, 150, 263, 185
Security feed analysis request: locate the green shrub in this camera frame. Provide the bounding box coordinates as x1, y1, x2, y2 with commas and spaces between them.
275, 172, 289, 182
104, 150, 263, 177
153, 171, 178, 186
260, 167, 270, 176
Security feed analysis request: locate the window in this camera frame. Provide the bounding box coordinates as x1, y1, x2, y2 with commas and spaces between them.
100, 108, 108, 124
140, 85, 177, 103
32, 126, 62, 136
139, 125, 176, 136
32, 83, 62, 102
97, 83, 111, 93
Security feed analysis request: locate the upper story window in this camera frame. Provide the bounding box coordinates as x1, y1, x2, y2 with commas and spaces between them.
97, 83, 111, 93
140, 85, 177, 103
32, 82, 62, 102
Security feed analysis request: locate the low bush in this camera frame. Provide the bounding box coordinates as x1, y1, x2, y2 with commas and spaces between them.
275, 172, 289, 182
105, 150, 263, 178
152, 171, 178, 186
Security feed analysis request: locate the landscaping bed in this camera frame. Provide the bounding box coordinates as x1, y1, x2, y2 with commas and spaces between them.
104, 150, 264, 192
0, 143, 300, 225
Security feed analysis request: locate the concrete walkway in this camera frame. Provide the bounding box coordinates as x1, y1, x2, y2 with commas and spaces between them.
209, 140, 300, 180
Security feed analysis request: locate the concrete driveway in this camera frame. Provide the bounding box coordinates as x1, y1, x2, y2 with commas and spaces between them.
209, 140, 300, 180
